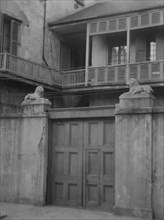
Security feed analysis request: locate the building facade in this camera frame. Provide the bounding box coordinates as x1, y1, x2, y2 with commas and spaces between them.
0, 0, 93, 113
0, 1, 164, 220
48, 0, 164, 108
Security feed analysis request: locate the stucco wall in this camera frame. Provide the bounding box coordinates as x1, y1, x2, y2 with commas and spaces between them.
0, 111, 49, 205
114, 95, 164, 220
88, 87, 164, 107
0, 81, 35, 113
152, 112, 164, 220
0, 117, 22, 202
0, 0, 91, 67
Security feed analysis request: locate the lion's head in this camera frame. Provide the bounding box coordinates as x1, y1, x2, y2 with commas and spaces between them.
127, 78, 139, 89
34, 86, 44, 98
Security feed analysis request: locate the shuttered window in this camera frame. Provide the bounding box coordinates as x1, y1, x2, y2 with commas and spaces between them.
0, 14, 21, 55
11, 20, 21, 55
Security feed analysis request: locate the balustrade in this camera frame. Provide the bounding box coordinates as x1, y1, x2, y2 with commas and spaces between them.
0, 52, 61, 86
0, 52, 163, 88
129, 60, 164, 81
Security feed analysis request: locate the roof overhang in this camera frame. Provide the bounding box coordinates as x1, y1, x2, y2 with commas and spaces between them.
49, 21, 87, 35
48, 1, 164, 31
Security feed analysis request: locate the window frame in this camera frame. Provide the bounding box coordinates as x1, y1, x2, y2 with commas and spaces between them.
108, 43, 127, 65
0, 13, 21, 56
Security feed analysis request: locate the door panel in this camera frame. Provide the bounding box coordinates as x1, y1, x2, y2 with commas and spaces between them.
85, 149, 100, 207
50, 120, 83, 206
84, 119, 114, 211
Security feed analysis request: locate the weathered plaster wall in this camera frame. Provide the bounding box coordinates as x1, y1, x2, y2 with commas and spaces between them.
1, 0, 44, 63
0, 81, 53, 114
0, 0, 91, 67
0, 117, 22, 202
89, 91, 125, 106
114, 113, 152, 218
152, 112, 164, 220
0, 81, 35, 113
0, 110, 49, 205
114, 94, 164, 220
89, 87, 164, 107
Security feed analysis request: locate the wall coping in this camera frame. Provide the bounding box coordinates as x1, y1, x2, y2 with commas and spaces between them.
48, 105, 115, 119
0, 113, 49, 119
115, 107, 164, 115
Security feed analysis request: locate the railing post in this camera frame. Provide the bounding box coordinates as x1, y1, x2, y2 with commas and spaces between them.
2, 51, 7, 69
160, 61, 163, 80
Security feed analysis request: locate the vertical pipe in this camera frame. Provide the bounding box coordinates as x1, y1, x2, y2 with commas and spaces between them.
126, 17, 130, 82
42, 0, 49, 67
85, 23, 90, 86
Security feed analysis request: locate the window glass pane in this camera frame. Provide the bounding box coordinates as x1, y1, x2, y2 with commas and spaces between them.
150, 41, 156, 61
108, 35, 127, 65
110, 46, 127, 65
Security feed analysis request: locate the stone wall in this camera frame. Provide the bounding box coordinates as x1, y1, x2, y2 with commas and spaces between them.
0, 98, 51, 205
114, 90, 164, 220
152, 110, 164, 220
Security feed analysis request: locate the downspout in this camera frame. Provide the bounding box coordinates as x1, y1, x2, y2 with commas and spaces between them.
42, 0, 49, 67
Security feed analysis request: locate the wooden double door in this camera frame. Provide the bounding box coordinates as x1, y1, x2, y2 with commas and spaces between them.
48, 118, 115, 211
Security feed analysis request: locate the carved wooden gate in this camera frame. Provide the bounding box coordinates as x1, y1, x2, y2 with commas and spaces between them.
47, 106, 115, 211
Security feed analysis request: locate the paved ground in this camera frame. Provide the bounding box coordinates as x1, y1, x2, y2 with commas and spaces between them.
0, 203, 150, 220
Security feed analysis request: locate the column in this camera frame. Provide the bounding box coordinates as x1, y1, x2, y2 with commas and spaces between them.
114, 82, 155, 219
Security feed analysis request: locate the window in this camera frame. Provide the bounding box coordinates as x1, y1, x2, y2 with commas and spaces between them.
109, 45, 127, 65
146, 35, 156, 61
0, 13, 21, 56
136, 32, 156, 62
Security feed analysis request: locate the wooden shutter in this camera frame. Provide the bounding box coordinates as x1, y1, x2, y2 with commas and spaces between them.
0, 11, 4, 52
10, 20, 20, 55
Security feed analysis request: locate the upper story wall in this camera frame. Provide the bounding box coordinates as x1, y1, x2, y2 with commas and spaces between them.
0, 0, 94, 66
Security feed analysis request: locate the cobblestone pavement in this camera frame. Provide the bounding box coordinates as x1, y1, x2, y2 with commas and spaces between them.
0, 203, 150, 220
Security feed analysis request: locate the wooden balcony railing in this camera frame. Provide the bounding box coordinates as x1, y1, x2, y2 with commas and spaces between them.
88, 64, 127, 85
0, 52, 164, 88
0, 52, 62, 86
129, 60, 164, 82
62, 68, 85, 87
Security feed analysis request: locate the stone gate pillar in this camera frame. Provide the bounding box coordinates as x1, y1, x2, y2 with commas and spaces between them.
20, 86, 52, 205
114, 79, 154, 219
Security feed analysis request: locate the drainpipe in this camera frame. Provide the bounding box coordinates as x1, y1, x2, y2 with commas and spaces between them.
42, 0, 49, 67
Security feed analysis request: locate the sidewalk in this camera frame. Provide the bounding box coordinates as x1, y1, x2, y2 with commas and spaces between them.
0, 203, 150, 220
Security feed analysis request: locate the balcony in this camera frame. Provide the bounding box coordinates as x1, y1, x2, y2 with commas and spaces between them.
0, 52, 62, 90
62, 68, 85, 87
0, 52, 164, 90
129, 61, 164, 82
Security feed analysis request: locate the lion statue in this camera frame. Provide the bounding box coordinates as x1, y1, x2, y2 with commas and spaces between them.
24, 86, 44, 101
126, 78, 153, 95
